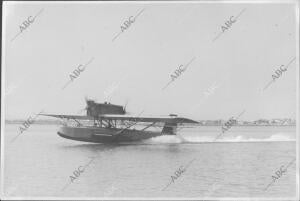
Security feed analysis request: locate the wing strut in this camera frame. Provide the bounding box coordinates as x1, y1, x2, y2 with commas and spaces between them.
141, 122, 156, 131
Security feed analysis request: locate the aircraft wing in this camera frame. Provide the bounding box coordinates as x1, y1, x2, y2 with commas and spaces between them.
40, 114, 94, 120
99, 114, 199, 124
41, 114, 198, 124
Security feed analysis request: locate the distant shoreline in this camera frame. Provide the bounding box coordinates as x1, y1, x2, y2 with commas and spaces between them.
5, 119, 61, 125
5, 119, 296, 126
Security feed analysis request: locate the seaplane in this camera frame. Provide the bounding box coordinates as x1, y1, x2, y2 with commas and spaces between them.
42, 99, 198, 143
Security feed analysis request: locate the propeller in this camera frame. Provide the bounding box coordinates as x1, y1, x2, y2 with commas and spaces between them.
77, 107, 88, 115
123, 99, 129, 114
77, 96, 90, 115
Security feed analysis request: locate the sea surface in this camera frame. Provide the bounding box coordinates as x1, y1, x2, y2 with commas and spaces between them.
2, 124, 297, 199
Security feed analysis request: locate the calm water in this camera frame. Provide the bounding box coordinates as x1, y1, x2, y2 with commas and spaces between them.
3, 124, 297, 199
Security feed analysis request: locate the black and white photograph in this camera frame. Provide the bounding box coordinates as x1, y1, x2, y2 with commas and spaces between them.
1, 0, 299, 200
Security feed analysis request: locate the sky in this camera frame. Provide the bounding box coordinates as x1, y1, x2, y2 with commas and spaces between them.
2, 1, 298, 121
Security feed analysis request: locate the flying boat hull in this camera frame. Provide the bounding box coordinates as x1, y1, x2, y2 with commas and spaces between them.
57, 126, 164, 143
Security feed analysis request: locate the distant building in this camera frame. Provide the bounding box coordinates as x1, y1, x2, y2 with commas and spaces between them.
243, 121, 252, 125
254, 119, 270, 125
